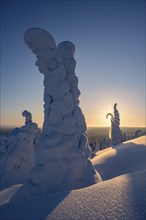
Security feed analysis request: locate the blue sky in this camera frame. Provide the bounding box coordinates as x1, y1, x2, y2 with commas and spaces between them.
1, 0, 145, 127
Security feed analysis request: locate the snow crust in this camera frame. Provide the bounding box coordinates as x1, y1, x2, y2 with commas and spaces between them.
0, 170, 145, 220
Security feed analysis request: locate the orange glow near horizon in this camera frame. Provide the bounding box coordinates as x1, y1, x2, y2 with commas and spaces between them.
1, 103, 145, 128
82, 103, 145, 128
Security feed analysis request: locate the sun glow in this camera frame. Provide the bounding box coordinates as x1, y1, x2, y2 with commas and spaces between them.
83, 104, 146, 127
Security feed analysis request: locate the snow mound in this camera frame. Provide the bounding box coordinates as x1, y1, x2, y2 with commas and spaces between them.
0, 171, 145, 219
92, 135, 146, 180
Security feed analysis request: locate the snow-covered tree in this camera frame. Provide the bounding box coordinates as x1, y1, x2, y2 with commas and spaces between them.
100, 135, 109, 149
19, 27, 102, 198
0, 111, 40, 187
134, 130, 142, 138
106, 103, 121, 146
121, 132, 127, 142
90, 141, 100, 152
22, 110, 41, 148
22, 110, 32, 125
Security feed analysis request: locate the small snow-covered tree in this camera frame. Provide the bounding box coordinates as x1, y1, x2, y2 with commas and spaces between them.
121, 132, 127, 142
22, 110, 41, 148
100, 135, 109, 149
134, 130, 142, 138
0, 111, 40, 187
106, 103, 121, 146
90, 141, 100, 152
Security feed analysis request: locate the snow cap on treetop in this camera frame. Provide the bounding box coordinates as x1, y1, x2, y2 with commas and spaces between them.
24, 28, 56, 54
114, 103, 118, 108
57, 41, 75, 57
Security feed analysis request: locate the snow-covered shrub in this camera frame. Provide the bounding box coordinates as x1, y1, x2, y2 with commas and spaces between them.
100, 135, 110, 149
121, 131, 127, 142
134, 130, 142, 138
90, 141, 100, 152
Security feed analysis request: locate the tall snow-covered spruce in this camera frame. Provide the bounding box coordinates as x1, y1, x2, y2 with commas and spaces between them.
23, 28, 101, 197
106, 103, 121, 146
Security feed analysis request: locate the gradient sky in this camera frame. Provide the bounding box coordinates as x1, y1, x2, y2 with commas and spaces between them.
1, 0, 145, 128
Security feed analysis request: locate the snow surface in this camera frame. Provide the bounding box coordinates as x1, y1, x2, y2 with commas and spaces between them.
1, 27, 145, 219
92, 135, 146, 180
0, 136, 146, 219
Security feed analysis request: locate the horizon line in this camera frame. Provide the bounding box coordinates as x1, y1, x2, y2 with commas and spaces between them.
1, 126, 146, 129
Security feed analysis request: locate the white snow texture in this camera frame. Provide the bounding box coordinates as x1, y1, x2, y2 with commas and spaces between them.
1, 136, 146, 220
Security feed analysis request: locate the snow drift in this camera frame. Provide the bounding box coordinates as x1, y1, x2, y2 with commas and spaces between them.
0, 136, 145, 219
92, 135, 146, 180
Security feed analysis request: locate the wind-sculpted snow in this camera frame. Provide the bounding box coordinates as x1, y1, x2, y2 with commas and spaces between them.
14, 27, 102, 198
92, 136, 146, 180
0, 111, 40, 187
0, 171, 145, 220
0, 136, 145, 219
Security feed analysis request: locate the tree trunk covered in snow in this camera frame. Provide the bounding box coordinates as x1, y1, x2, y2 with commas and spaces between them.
23, 28, 101, 197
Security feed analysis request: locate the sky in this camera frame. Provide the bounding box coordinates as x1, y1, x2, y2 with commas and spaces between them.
1, 0, 145, 128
